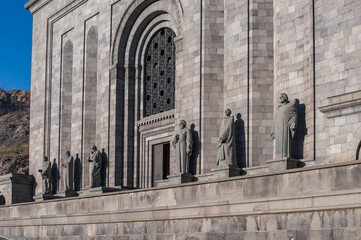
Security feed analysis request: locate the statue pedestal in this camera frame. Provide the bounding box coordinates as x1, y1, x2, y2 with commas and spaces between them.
55, 190, 78, 198
79, 186, 123, 196
34, 193, 62, 202
168, 173, 194, 185
212, 165, 241, 180
155, 173, 194, 187
266, 157, 299, 172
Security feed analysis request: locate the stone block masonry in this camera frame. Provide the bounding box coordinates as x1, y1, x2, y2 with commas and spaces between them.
1, 161, 361, 239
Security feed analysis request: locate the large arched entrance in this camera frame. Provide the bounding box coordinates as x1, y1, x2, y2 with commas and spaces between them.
110, 0, 183, 188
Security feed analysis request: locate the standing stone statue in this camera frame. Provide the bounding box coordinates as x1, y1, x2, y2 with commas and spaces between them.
217, 109, 238, 167
38, 156, 52, 194
88, 145, 102, 188
271, 93, 298, 158
173, 120, 193, 174
62, 151, 74, 191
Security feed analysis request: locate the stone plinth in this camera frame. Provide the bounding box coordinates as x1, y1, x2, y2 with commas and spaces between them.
266, 158, 299, 172
55, 190, 78, 198
156, 173, 194, 187
212, 165, 241, 179
0, 173, 34, 205
243, 165, 269, 175
79, 187, 123, 196
34, 193, 62, 202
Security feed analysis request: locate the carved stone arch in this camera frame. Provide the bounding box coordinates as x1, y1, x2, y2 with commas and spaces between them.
111, 0, 183, 65
87, 26, 98, 43
135, 15, 178, 65
124, 3, 179, 65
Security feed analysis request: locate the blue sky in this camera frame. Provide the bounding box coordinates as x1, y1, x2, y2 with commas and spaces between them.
0, 1, 32, 91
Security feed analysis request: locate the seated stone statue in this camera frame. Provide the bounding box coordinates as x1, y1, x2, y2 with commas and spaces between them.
38, 156, 52, 194
62, 151, 74, 191
88, 145, 102, 188
217, 109, 238, 167
271, 93, 298, 158
173, 120, 193, 174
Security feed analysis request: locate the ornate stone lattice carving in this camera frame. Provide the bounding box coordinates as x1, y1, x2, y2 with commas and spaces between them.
144, 28, 176, 117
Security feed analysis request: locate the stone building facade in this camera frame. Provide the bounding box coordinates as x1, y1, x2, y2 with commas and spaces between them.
0, 0, 361, 238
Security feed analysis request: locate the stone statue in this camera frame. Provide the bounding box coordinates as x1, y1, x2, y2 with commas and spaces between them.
38, 156, 52, 194
271, 93, 298, 158
88, 145, 102, 188
173, 120, 193, 174
62, 151, 74, 191
217, 109, 238, 167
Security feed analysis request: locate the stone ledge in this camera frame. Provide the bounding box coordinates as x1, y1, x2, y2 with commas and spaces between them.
0, 159, 359, 208
319, 90, 361, 118
2, 188, 361, 227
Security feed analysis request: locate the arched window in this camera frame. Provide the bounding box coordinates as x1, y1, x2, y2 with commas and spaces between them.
144, 28, 176, 117
357, 141, 361, 160
0, 195, 5, 205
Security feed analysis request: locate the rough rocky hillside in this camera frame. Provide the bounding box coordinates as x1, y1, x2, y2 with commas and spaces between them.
0, 88, 30, 175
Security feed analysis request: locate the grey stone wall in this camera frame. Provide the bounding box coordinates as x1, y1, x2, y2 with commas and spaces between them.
26, 0, 361, 194
315, 0, 361, 163
2, 161, 361, 239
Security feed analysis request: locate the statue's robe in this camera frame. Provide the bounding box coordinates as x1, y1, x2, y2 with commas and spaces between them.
41, 160, 51, 193
217, 115, 238, 167
89, 150, 102, 188
173, 127, 193, 174
272, 100, 298, 158
62, 156, 74, 190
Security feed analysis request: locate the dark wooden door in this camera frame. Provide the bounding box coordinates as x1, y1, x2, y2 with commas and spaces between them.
152, 142, 170, 186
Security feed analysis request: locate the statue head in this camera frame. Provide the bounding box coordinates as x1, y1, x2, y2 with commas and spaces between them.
279, 93, 289, 104
43, 156, 48, 162
66, 151, 70, 157
180, 120, 187, 129
225, 109, 232, 117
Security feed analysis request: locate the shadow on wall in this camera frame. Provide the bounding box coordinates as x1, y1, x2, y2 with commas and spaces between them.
101, 149, 108, 187
51, 159, 59, 194
291, 100, 307, 160
190, 123, 199, 175
357, 141, 361, 160
74, 154, 82, 191
235, 113, 246, 168
0, 195, 5, 205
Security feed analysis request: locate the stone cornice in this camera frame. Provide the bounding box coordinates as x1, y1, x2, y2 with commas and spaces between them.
319, 90, 361, 118
24, 0, 39, 9
25, 0, 52, 14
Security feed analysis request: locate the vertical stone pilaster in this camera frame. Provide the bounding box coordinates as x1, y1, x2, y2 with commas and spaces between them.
108, 64, 125, 187
248, 0, 274, 167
